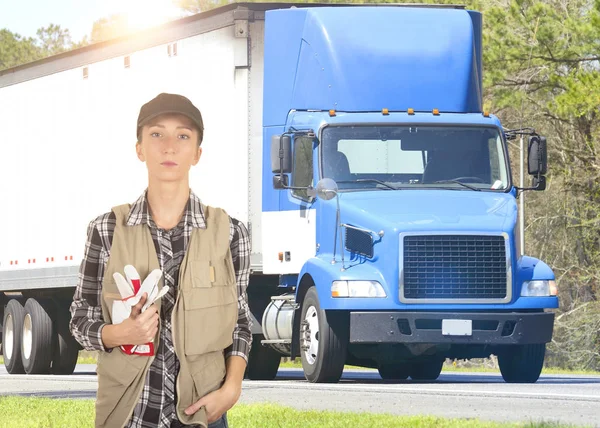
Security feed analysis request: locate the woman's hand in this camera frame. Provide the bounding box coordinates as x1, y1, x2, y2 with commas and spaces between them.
184, 382, 241, 423
101, 293, 159, 348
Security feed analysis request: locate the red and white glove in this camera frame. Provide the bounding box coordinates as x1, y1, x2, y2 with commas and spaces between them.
112, 265, 166, 356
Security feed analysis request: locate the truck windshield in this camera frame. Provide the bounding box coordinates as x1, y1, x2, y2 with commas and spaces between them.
320, 125, 510, 191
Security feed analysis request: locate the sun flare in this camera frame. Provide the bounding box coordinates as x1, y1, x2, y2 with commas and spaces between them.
107, 0, 184, 32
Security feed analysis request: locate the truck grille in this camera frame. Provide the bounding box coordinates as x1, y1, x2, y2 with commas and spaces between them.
402, 234, 508, 301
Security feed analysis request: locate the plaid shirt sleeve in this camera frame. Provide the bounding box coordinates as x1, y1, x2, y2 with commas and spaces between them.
69, 214, 112, 352
225, 217, 253, 362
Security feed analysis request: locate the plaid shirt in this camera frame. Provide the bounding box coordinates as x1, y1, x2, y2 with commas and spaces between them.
70, 190, 252, 428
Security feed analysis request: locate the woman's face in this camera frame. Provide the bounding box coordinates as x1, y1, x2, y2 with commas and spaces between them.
136, 113, 202, 184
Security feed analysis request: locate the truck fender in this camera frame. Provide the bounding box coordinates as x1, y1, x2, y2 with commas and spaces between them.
517, 256, 555, 282
296, 256, 389, 309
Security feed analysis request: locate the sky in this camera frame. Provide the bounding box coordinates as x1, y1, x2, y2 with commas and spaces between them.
0, 0, 188, 42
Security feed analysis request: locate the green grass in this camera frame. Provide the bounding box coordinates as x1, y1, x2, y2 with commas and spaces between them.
0, 398, 586, 428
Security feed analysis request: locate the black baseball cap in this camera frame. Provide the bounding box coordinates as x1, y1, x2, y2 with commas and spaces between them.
136, 93, 204, 143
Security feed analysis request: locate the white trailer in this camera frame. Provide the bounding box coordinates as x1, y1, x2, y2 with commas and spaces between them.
0, 4, 268, 375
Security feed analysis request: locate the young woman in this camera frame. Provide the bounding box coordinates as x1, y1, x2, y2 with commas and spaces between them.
70, 93, 252, 428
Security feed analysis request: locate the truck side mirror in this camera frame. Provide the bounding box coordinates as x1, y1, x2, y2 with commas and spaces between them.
532, 175, 546, 191
527, 135, 547, 176
273, 174, 289, 189
271, 134, 292, 174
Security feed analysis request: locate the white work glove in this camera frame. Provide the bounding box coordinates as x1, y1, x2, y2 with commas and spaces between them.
110, 265, 168, 356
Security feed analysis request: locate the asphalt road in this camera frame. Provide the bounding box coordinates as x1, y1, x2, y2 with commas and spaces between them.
1, 365, 599, 427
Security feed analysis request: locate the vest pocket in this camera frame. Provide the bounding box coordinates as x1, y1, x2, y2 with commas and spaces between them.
190, 351, 226, 400
191, 258, 235, 288
182, 285, 238, 356
95, 352, 146, 426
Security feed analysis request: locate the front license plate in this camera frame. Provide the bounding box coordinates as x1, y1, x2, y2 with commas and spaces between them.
442, 319, 472, 336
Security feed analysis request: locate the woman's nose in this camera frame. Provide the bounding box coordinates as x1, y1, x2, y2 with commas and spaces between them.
162, 136, 177, 153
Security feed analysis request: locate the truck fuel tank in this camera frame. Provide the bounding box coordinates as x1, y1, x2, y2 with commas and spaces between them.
262, 294, 296, 354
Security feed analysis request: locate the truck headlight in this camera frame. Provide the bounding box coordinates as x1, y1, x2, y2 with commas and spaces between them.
521, 280, 558, 297
331, 281, 387, 298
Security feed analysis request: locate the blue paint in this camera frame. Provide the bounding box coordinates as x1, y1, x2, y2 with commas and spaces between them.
259, 5, 556, 328
517, 256, 555, 282
263, 6, 483, 127
279, 274, 299, 288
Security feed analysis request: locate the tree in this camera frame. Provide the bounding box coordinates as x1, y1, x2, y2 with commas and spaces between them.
0, 29, 43, 70
0, 24, 87, 71
36, 24, 75, 56
90, 14, 130, 44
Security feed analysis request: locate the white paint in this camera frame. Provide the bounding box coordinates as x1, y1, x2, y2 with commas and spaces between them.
0, 23, 266, 272
262, 210, 317, 274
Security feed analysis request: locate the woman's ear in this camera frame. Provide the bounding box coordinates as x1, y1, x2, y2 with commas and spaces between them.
192, 146, 202, 166
136, 141, 145, 162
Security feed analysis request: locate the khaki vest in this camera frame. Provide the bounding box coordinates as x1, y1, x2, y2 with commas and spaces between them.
95, 203, 238, 428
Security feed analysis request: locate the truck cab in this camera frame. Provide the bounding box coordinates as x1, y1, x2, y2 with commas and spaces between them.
255, 4, 557, 384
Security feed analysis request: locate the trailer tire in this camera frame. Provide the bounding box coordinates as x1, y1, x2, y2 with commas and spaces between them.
409, 360, 444, 381
245, 334, 281, 380
22, 298, 54, 375
2, 300, 26, 374
300, 287, 348, 383
51, 301, 79, 375
498, 344, 545, 383
378, 363, 410, 380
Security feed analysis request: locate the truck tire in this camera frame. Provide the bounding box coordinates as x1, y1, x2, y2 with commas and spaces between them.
410, 360, 444, 381
22, 298, 54, 375
245, 334, 281, 380
498, 344, 545, 383
51, 301, 80, 375
300, 287, 348, 383
2, 300, 26, 374
378, 363, 410, 380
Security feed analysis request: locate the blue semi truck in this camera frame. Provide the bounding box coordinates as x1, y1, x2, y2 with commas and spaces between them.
0, 3, 556, 383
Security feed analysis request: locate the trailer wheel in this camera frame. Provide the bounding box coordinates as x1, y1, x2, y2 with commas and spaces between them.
245, 334, 281, 380
378, 363, 410, 380
22, 298, 54, 374
498, 344, 545, 383
51, 301, 80, 375
2, 300, 26, 374
300, 287, 348, 383
409, 360, 444, 381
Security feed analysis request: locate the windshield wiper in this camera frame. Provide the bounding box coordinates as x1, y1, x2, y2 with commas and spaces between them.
337, 179, 399, 190
434, 180, 481, 191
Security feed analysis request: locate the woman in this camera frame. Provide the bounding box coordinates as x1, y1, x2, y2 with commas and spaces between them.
70, 93, 252, 428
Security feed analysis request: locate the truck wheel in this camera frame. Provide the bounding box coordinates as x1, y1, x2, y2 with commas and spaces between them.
245, 334, 281, 380
2, 300, 26, 374
378, 363, 410, 380
22, 298, 54, 375
410, 360, 444, 381
51, 301, 80, 375
300, 287, 348, 383
498, 344, 545, 383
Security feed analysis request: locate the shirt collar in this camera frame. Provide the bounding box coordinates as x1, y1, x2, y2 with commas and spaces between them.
126, 189, 207, 229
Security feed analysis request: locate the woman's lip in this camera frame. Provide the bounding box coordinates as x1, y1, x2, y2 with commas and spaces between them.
161, 161, 177, 166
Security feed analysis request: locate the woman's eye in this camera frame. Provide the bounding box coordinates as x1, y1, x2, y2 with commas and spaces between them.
178, 134, 190, 140
150, 132, 161, 138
